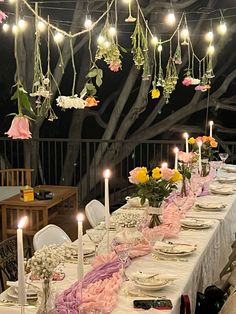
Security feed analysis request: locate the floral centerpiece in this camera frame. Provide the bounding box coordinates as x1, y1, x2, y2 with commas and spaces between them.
177, 151, 196, 197
128, 166, 182, 227
188, 136, 218, 176
26, 245, 65, 314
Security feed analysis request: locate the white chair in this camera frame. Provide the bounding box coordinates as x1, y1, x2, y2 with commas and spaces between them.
33, 224, 72, 251
85, 199, 106, 227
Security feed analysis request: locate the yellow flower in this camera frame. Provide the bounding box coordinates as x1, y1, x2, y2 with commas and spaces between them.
152, 167, 162, 180
136, 167, 149, 183
151, 89, 160, 99
171, 170, 183, 182
188, 137, 196, 145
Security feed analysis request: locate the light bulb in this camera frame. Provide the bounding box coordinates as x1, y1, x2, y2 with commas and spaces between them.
97, 35, 105, 45
217, 21, 227, 35
108, 26, 116, 36
37, 21, 46, 32
18, 19, 27, 31
12, 25, 18, 34
157, 44, 163, 52
54, 32, 64, 43
84, 16, 92, 29
181, 27, 189, 39
122, 0, 132, 3
151, 36, 158, 46
166, 11, 176, 26
205, 31, 214, 42
104, 41, 111, 48
9, 0, 15, 3
2, 23, 10, 32
207, 44, 215, 55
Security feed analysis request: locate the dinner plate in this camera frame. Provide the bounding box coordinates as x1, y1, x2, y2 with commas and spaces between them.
210, 188, 234, 195
153, 243, 196, 257
217, 176, 236, 183
180, 219, 211, 229
195, 202, 225, 210
222, 166, 236, 173
132, 280, 169, 291
7, 287, 38, 300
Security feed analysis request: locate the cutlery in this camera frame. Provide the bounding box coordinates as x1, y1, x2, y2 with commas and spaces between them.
121, 288, 166, 299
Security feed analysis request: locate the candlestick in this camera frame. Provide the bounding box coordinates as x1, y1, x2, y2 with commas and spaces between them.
198, 141, 202, 174
17, 216, 27, 307
103, 169, 111, 253
183, 132, 189, 153
209, 121, 214, 137
77, 213, 84, 281
174, 147, 179, 170
161, 162, 168, 169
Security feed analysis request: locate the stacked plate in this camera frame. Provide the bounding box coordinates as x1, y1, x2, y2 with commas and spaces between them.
180, 218, 213, 229
222, 165, 236, 173
195, 201, 226, 211
210, 184, 234, 195
217, 176, 236, 184
153, 242, 196, 257
7, 286, 38, 301
130, 272, 175, 291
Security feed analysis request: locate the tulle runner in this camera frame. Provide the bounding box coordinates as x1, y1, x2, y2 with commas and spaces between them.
55, 173, 215, 313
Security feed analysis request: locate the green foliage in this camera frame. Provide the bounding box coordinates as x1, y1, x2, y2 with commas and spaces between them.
11, 84, 35, 117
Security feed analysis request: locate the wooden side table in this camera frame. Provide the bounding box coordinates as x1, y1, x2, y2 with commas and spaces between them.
0, 185, 78, 239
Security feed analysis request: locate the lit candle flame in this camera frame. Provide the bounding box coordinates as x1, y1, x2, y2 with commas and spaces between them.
183, 132, 188, 139
103, 169, 111, 179
209, 120, 214, 126
17, 216, 28, 229
77, 213, 84, 222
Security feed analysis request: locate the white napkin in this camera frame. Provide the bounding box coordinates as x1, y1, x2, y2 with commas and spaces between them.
153, 240, 173, 250
115, 229, 143, 244
126, 196, 149, 208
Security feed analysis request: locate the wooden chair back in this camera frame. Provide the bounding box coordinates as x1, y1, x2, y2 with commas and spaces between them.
0, 168, 34, 186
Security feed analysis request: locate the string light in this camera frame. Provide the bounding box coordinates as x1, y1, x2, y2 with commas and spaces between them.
122, 0, 132, 3
157, 44, 163, 52
97, 35, 105, 45
151, 36, 158, 46
205, 31, 214, 42
207, 44, 215, 55
18, 19, 27, 31
84, 15, 92, 29
9, 0, 16, 3
165, 10, 176, 26
181, 27, 189, 39
2, 23, 10, 32
54, 32, 64, 43
108, 26, 116, 36
12, 24, 18, 34
104, 41, 111, 48
37, 21, 46, 32
217, 21, 227, 35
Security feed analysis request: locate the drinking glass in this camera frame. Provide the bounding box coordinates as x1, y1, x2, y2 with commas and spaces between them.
86, 229, 106, 256
111, 241, 133, 281
219, 153, 229, 164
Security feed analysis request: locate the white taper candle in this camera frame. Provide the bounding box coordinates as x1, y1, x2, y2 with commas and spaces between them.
209, 121, 214, 137
17, 216, 27, 306
198, 141, 202, 174
174, 147, 179, 170
183, 133, 189, 153
77, 213, 84, 281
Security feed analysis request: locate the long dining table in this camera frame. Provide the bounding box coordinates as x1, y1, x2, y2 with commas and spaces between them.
0, 167, 236, 313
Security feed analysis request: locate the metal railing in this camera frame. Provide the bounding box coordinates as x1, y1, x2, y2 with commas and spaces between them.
0, 137, 235, 206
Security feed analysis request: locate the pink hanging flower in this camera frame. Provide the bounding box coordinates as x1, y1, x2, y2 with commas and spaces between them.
5, 115, 32, 139
109, 61, 121, 72
0, 11, 7, 23
161, 167, 174, 181
182, 76, 193, 86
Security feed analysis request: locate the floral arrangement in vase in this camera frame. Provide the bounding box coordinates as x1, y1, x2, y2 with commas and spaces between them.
128, 166, 182, 227
26, 245, 65, 314
177, 151, 196, 197
188, 136, 218, 160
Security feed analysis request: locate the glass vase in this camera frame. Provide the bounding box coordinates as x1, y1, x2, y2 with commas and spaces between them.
37, 278, 55, 314
201, 158, 210, 177
181, 177, 188, 197
148, 205, 162, 228
149, 214, 162, 228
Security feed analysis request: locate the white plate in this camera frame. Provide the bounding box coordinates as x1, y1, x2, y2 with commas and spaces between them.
181, 219, 211, 229
7, 287, 38, 300
195, 202, 225, 210
132, 280, 169, 291
153, 243, 196, 257
217, 177, 236, 183
211, 188, 234, 195
181, 223, 211, 229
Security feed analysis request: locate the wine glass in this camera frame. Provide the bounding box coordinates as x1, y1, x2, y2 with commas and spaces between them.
86, 229, 106, 256
111, 241, 133, 281
219, 153, 229, 164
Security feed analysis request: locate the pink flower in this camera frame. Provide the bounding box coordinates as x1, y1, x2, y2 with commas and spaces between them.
161, 167, 174, 181
195, 136, 203, 143
174, 59, 182, 65
182, 77, 192, 86
0, 11, 7, 23
109, 61, 121, 72
5, 115, 32, 139
128, 167, 142, 184
178, 151, 195, 163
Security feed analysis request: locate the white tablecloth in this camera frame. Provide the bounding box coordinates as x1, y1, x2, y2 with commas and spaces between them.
1, 169, 236, 313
